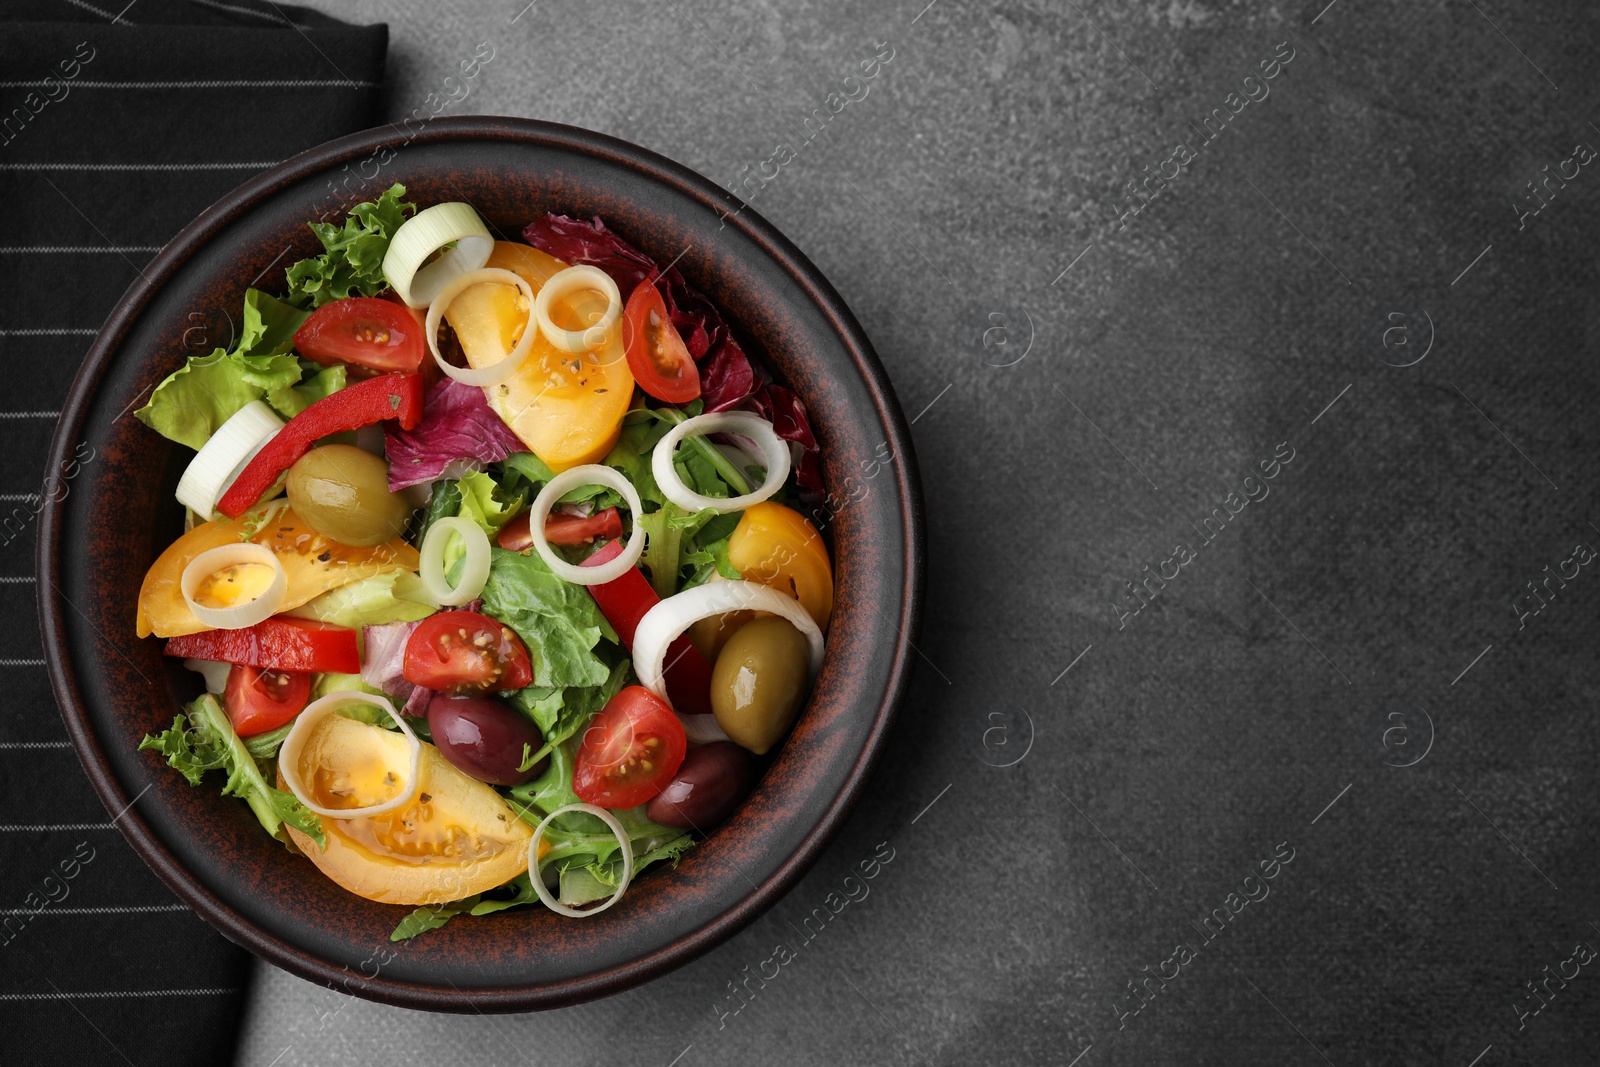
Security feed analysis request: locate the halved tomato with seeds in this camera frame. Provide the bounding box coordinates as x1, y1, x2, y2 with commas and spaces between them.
402, 610, 534, 694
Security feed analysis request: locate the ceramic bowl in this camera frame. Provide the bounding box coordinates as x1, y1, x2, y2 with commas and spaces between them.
38, 117, 923, 1011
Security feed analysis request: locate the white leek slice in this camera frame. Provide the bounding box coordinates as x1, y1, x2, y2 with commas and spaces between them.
425, 267, 536, 387
419, 516, 491, 606
681, 713, 732, 745
533, 265, 622, 354
279, 691, 423, 820
180, 542, 287, 630
174, 400, 283, 518
633, 581, 825, 711
528, 803, 634, 917
528, 465, 644, 585
183, 658, 231, 694
381, 201, 494, 308
652, 411, 791, 515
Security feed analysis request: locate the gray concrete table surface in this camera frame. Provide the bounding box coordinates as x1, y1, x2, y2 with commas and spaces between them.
236, 2, 1600, 1064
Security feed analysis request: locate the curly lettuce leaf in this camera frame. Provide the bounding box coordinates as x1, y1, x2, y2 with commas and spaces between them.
480, 546, 615, 689
456, 469, 527, 537
285, 183, 413, 308
235, 288, 310, 359
134, 288, 332, 450
140, 695, 324, 849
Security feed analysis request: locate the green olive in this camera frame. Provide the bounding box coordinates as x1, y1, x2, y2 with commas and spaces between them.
710, 617, 811, 755
284, 445, 410, 547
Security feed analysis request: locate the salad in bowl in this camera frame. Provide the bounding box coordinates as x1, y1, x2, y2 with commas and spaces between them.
132, 185, 831, 938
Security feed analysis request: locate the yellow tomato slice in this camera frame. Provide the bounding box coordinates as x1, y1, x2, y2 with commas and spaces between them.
278, 728, 533, 906
446, 240, 635, 472
727, 502, 834, 629
136, 507, 419, 638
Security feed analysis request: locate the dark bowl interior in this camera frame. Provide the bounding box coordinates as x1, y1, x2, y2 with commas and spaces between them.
38, 117, 922, 1012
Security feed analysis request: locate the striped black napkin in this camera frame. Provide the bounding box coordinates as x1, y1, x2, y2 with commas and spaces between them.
0, 2, 385, 1062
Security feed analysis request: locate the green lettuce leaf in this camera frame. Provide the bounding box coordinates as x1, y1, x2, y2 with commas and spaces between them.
235, 288, 310, 358
455, 469, 527, 537
133, 287, 333, 449
509, 658, 631, 765
285, 183, 413, 309
133, 348, 293, 451
480, 546, 615, 689
269, 362, 346, 419
140, 694, 324, 849
285, 572, 438, 630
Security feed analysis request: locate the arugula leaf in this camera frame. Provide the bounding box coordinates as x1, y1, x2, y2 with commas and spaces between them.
415, 479, 463, 547
140, 695, 324, 849
681, 536, 742, 589
501, 452, 556, 494
285, 183, 414, 309
390, 897, 481, 942
480, 547, 615, 689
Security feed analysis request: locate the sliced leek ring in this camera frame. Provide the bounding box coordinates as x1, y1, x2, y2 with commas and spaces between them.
425, 267, 537, 387
534, 265, 622, 354
279, 691, 423, 820
418, 516, 491, 606
381, 201, 494, 308
528, 465, 644, 585
179, 542, 287, 630
652, 412, 791, 515
174, 400, 283, 519
528, 803, 634, 917
633, 580, 824, 711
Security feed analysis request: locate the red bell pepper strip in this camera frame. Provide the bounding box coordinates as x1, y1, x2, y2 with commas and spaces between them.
499, 507, 625, 551
216, 373, 424, 518
164, 617, 360, 674
582, 539, 713, 715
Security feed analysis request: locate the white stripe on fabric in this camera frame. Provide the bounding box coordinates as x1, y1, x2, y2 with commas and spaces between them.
0, 741, 70, 750
0, 904, 188, 916
0, 329, 96, 336
57, 0, 135, 24
0, 658, 46, 666
181, 0, 289, 22
0, 414, 60, 421
0, 246, 161, 254
0, 823, 115, 831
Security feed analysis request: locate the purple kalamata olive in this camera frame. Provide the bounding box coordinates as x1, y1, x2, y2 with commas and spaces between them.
426, 694, 546, 786
646, 742, 758, 830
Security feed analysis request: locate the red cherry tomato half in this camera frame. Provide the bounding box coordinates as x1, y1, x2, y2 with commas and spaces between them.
621, 281, 700, 404
223, 664, 311, 737
497, 507, 625, 551
294, 296, 425, 376
402, 611, 534, 695
572, 686, 687, 809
